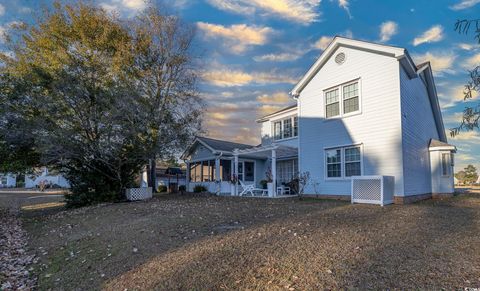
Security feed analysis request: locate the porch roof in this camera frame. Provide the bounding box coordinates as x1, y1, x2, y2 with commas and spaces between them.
233, 144, 298, 160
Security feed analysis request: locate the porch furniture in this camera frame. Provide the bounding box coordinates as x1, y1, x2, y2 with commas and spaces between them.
276, 186, 291, 195
239, 180, 267, 196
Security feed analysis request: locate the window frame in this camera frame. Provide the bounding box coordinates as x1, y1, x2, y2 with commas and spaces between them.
324, 144, 363, 180
441, 153, 451, 177
272, 115, 299, 141
324, 79, 361, 119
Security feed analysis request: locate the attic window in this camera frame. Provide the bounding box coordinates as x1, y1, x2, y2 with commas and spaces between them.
335, 52, 346, 65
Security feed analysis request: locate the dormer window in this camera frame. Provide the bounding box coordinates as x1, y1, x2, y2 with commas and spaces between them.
272, 116, 298, 141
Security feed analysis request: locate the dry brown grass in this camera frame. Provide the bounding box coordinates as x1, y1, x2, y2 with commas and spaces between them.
22, 193, 480, 290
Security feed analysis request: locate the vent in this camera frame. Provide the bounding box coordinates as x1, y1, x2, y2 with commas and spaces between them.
335, 52, 346, 64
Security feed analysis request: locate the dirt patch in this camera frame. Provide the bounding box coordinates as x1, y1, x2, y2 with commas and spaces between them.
22, 193, 480, 290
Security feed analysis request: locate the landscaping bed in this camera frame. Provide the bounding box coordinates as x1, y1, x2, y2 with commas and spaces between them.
21, 193, 480, 290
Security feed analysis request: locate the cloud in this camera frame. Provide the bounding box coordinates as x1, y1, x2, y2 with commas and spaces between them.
0, 4, 4, 16
258, 105, 285, 116
202, 68, 298, 87
450, 0, 480, 10
0, 21, 24, 44
464, 53, 480, 69
412, 52, 456, 75
197, 22, 273, 54
378, 21, 398, 42
205, 0, 322, 24
450, 130, 480, 142
99, 0, 146, 14
437, 84, 478, 108
257, 92, 291, 104
337, 0, 352, 18
313, 36, 333, 50
413, 25, 444, 46
253, 52, 302, 62
458, 43, 475, 50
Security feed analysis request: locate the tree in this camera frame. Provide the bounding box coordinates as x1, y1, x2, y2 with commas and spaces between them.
464, 164, 478, 185
451, 19, 480, 135
0, 2, 202, 206
455, 170, 466, 184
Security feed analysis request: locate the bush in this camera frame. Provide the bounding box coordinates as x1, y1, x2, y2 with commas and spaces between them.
16, 181, 25, 188
179, 185, 186, 192
157, 185, 167, 193
193, 185, 207, 193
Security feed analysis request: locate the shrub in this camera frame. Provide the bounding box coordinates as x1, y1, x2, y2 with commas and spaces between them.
157, 185, 167, 193
193, 185, 207, 193
179, 185, 186, 192
259, 179, 268, 189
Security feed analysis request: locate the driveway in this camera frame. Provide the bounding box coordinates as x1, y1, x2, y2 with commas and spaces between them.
0, 189, 66, 212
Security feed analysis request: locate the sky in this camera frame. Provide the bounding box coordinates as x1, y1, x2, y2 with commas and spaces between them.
0, 0, 479, 172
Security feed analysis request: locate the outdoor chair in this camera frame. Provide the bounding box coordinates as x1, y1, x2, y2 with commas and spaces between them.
239, 180, 267, 196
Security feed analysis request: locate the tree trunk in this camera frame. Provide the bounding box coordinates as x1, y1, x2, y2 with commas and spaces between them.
146, 157, 157, 192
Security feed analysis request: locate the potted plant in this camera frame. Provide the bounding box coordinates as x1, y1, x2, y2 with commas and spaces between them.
229, 174, 238, 196
259, 179, 268, 189
265, 169, 274, 197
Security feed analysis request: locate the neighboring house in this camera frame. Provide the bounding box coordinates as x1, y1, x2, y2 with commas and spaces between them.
156, 167, 187, 190
182, 37, 456, 203
0, 173, 17, 188
25, 167, 70, 188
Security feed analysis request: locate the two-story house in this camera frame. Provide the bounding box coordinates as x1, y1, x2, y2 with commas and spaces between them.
181, 37, 456, 204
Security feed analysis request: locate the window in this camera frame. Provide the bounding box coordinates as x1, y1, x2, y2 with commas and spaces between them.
325, 145, 362, 179
325, 88, 340, 118
325, 80, 360, 118
277, 159, 297, 184
244, 162, 254, 182
343, 82, 359, 114
274, 121, 282, 140
344, 147, 361, 177
220, 159, 231, 181
238, 162, 244, 182
442, 153, 450, 176
293, 117, 298, 137
272, 116, 298, 140
283, 119, 292, 138
326, 149, 342, 178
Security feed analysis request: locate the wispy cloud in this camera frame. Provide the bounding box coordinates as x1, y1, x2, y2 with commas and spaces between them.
253, 52, 302, 62
100, 0, 146, 14
0, 4, 5, 16
313, 36, 333, 50
450, 0, 480, 10
437, 84, 478, 108
197, 22, 273, 54
337, 0, 352, 18
412, 25, 444, 46
463, 53, 480, 69
378, 21, 398, 42
412, 52, 456, 75
256, 92, 291, 104
205, 0, 322, 24
202, 68, 298, 87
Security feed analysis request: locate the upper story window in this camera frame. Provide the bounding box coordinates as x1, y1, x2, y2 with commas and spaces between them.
325, 80, 360, 119
272, 116, 298, 141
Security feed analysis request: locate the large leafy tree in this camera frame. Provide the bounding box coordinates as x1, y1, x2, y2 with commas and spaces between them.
0, 2, 202, 206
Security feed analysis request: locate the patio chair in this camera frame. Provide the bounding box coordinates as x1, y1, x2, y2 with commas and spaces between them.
239, 180, 266, 196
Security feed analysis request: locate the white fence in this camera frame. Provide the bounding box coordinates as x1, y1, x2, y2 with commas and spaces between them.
126, 187, 152, 201
351, 176, 394, 206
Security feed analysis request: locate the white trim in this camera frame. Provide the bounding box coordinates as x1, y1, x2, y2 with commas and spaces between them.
324, 144, 364, 181
271, 115, 299, 141
324, 78, 362, 120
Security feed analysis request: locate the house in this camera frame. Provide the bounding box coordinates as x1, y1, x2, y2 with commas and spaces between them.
182, 37, 456, 204
156, 167, 187, 191
25, 167, 70, 188
0, 173, 17, 188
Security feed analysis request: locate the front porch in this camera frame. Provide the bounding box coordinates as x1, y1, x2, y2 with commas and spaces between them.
186, 143, 298, 197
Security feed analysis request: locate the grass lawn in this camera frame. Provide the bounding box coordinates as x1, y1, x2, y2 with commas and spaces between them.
22, 193, 480, 290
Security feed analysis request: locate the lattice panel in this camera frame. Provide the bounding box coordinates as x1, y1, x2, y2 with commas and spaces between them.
352, 179, 381, 201
126, 187, 152, 201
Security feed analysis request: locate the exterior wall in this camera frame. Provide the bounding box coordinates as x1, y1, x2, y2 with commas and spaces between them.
25, 174, 70, 188
157, 177, 186, 187
260, 109, 299, 148
298, 46, 404, 196
430, 151, 454, 194
400, 68, 439, 196
188, 143, 216, 161
0, 173, 17, 187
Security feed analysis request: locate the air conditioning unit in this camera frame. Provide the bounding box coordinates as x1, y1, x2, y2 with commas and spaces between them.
351, 176, 394, 206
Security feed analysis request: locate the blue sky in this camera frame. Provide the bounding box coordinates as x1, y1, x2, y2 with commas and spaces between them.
1, 0, 479, 172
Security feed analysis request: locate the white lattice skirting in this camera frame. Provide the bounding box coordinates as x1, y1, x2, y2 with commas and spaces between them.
126, 187, 152, 201
351, 176, 394, 206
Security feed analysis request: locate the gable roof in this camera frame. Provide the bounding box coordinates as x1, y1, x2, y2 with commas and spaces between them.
289, 36, 448, 142
290, 36, 411, 96
256, 104, 297, 122
180, 136, 254, 160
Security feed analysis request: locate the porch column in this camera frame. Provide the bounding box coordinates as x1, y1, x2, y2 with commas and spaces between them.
272, 149, 276, 197
234, 152, 239, 196
185, 161, 190, 192
215, 158, 221, 195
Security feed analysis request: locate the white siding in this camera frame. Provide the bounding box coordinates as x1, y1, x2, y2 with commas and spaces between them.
298, 46, 404, 196
430, 151, 454, 193
400, 68, 440, 196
